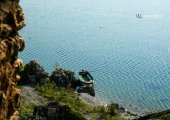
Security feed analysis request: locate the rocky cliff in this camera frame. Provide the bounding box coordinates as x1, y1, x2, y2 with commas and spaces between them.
0, 0, 25, 119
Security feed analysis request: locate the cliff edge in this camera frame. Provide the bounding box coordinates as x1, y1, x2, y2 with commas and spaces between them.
0, 0, 25, 119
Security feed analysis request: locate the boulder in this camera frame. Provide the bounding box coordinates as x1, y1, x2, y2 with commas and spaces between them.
19, 60, 49, 85
30, 101, 86, 120
50, 67, 76, 88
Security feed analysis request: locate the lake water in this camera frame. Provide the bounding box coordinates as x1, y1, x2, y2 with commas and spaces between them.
19, 0, 170, 115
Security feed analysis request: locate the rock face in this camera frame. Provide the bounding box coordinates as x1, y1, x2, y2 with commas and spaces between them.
0, 0, 25, 119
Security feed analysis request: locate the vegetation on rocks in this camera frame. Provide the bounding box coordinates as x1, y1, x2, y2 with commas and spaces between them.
18, 82, 121, 120
18, 86, 48, 119
36, 82, 93, 114
35, 82, 121, 120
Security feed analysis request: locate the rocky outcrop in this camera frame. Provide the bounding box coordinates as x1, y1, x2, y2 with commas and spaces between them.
30, 101, 86, 120
50, 68, 96, 96
20, 60, 96, 96
50, 67, 76, 88
0, 0, 25, 119
19, 60, 49, 85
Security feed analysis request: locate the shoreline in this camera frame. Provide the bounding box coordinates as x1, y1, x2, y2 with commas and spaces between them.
79, 93, 140, 119
80, 93, 170, 119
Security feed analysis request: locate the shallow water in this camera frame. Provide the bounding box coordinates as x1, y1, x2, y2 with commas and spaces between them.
19, 0, 170, 114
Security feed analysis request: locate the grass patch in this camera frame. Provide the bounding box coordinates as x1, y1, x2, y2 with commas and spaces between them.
18, 96, 35, 119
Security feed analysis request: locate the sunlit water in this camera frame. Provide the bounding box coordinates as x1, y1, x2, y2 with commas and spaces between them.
19, 0, 170, 115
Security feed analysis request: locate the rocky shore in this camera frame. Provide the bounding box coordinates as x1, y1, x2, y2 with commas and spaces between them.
19, 60, 95, 96
79, 93, 140, 120
18, 60, 141, 120
19, 85, 140, 120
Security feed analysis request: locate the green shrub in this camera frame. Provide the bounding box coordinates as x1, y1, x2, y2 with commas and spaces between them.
109, 103, 117, 116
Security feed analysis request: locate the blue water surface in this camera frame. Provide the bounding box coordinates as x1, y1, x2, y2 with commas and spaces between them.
19, 0, 170, 115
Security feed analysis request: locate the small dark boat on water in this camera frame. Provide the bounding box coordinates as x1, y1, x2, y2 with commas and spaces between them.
77, 70, 95, 96
79, 70, 94, 85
